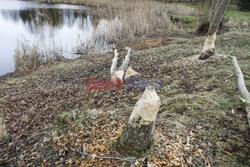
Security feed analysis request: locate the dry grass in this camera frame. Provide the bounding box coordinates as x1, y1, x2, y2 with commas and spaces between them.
14, 39, 63, 71
67, 0, 200, 54
39, 0, 200, 37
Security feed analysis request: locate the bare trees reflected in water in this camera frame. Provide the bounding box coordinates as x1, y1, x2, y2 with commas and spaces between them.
0, 8, 101, 34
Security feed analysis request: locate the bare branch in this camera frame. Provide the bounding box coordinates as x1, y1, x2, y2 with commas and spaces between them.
65, 146, 137, 163
0, 113, 7, 139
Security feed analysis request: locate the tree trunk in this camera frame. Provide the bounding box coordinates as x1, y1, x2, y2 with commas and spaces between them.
117, 86, 161, 154
199, 0, 231, 60
0, 114, 7, 139
232, 56, 250, 127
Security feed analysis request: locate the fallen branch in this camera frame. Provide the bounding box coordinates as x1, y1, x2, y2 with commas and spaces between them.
0, 113, 7, 139
65, 146, 137, 163
232, 56, 250, 127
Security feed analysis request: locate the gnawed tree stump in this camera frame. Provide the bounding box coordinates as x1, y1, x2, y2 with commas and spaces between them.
110, 48, 139, 83
125, 67, 140, 80
199, 0, 230, 60
0, 114, 7, 139
117, 86, 161, 154
232, 56, 250, 127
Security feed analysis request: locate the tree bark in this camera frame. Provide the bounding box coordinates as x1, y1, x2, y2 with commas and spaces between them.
199, 0, 231, 60
232, 56, 250, 127
117, 86, 161, 154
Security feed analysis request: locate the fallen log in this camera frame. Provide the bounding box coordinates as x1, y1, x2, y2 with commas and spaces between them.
232, 56, 250, 127
0, 113, 7, 139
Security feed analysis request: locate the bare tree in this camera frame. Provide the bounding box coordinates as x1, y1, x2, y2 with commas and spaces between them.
117, 86, 161, 154
232, 56, 250, 127
199, 0, 231, 60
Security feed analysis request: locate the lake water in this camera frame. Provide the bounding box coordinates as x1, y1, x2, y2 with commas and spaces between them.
0, 0, 114, 76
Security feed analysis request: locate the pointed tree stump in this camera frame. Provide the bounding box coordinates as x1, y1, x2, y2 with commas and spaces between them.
232, 56, 250, 127
117, 86, 161, 154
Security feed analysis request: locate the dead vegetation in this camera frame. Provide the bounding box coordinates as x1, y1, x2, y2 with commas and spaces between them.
0, 0, 250, 166
39, 0, 200, 54
0, 24, 250, 166
14, 38, 64, 71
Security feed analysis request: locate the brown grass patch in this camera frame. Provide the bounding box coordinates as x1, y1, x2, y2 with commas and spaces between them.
118, 37, 173, 50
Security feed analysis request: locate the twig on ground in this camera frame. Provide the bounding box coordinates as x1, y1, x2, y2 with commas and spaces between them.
65, 146, 137, 163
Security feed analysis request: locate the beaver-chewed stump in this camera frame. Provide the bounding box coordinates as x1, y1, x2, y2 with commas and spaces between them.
199, 48, 215, 60
117, 86, 161, 155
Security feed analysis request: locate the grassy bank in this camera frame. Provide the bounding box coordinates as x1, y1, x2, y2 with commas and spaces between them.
1, 0, 250, 166
1, 19, 250, 166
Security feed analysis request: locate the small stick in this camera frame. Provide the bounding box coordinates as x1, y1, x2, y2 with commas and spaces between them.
65, 146, 136, 163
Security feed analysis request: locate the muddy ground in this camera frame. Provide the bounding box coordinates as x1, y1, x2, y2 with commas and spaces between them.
0, 20, 250, 166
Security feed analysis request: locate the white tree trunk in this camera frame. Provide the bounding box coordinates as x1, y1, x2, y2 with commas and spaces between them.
118, 86, 161, 153
232, 56, 250, 127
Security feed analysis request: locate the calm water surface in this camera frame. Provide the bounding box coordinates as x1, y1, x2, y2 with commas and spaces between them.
0, 0, 108, 76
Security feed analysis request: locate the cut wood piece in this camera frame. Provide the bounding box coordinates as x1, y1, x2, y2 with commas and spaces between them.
232, 56, 250, 127
0, 114, 7, 139
124, 67, 140, 80
118, 86, 161, 153
246, 105, 250, 128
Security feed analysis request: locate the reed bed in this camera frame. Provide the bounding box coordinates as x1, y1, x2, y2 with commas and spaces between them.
14, 38, 63, 71
72, 0, 200, 53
